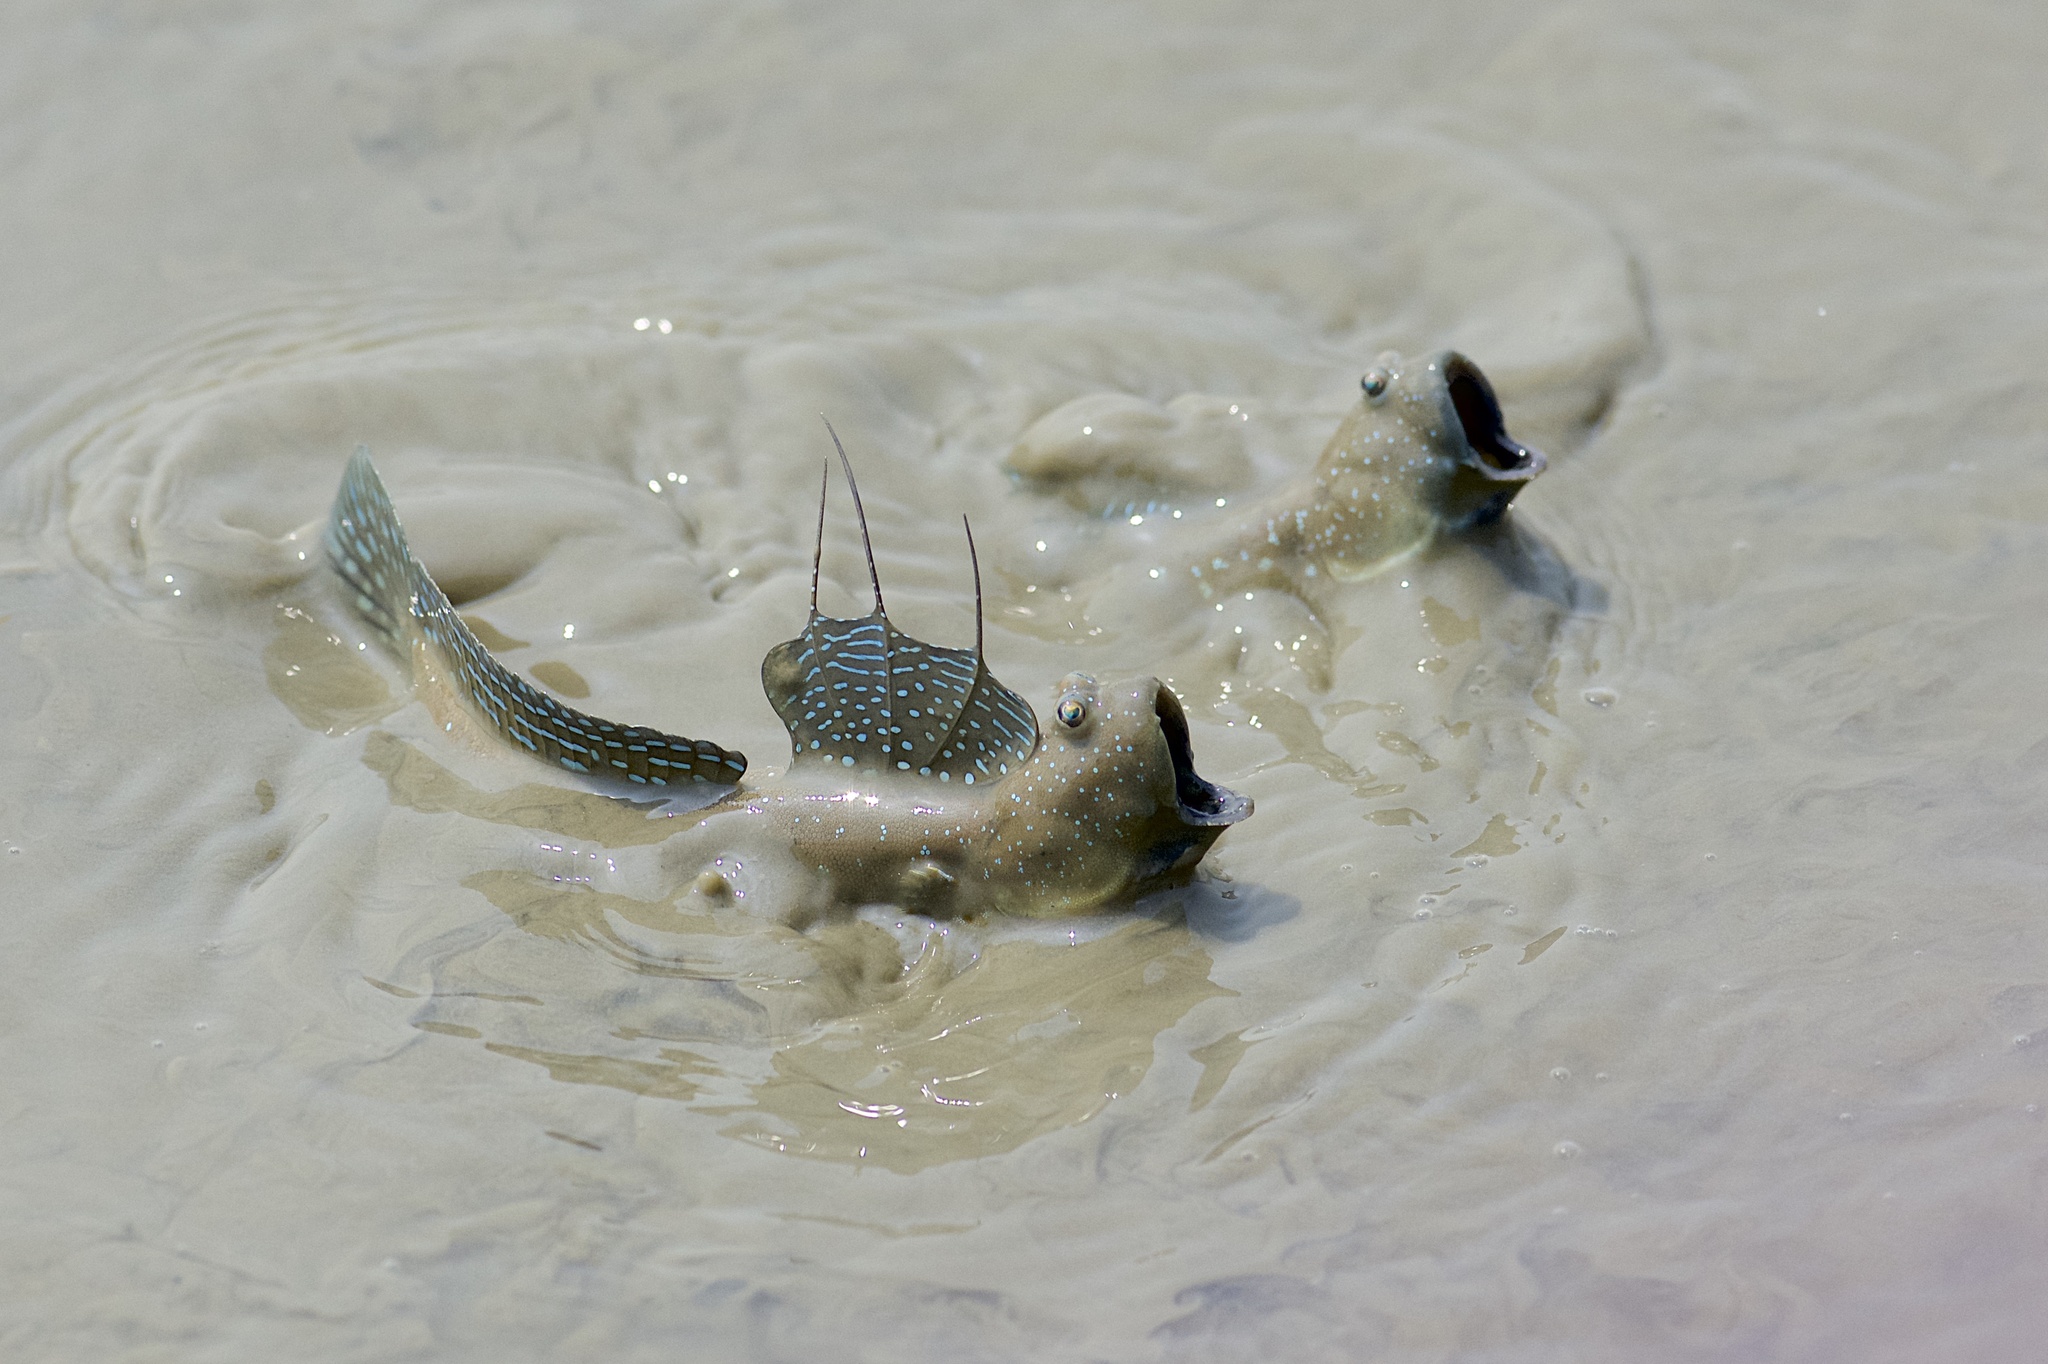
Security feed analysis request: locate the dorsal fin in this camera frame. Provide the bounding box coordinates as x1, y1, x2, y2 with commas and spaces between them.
822, 417, 884, 615
760, 437, 1039, 785
963, 514, 983, 658
809, 459, 829, 614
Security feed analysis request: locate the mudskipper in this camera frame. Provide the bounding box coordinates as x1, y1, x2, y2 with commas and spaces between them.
999, 350, 1551, 692
1198, 349, 1548, 594
327, 435, 1251, 920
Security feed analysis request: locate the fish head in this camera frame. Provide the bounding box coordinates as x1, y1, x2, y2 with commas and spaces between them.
1356, 348, 1547, 532
992, 672, 1250, 915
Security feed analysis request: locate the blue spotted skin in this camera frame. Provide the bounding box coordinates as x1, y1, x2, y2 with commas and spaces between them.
329, 447, 1251, 918
326, 448, 748, 790
1195, 349, 1546, 593
761, 613, 1039, 785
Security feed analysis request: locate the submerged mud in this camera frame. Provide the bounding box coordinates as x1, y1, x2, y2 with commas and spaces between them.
3, 3, 2047, 1360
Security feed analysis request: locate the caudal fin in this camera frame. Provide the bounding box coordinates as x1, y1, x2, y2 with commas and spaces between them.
326, 448, 748, 789
327, 446, 415, 649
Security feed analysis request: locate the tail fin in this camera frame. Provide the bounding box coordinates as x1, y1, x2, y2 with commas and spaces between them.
327, 446, 416, 648
326, 448, 748, 789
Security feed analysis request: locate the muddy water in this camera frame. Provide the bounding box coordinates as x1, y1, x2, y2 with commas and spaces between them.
4, 2, 2047, 1359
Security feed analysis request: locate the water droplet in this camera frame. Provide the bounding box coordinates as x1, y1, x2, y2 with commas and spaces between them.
1553, 1141, 1581, 1159
1550, 1067, 1571, 1082
1583, 687, 1618, 707
2016, 1035, 2032, 1049
1467, 855, 1488, 868
633, 317, 649, 330
1838, 1112, 1854, 1123
1414, 907, 1433, 920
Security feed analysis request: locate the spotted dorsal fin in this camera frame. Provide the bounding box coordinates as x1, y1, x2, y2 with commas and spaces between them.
327, 447, 748, 791
760, 433, 1039, 785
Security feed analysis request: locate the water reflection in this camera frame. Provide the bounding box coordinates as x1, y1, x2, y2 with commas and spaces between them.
1465, 515, 1610, 616
366, 731, 702, 848
407, 868, 1229, 1172
725, 917, 1227, 1172
349, 727, 1241, 1171
263, 603, 397, 734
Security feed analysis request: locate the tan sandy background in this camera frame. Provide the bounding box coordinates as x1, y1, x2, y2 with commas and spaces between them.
2, 2, 2045, 1359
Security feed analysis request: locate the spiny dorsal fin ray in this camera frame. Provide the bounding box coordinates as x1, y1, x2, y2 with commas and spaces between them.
822, 417, 884, 615
760, 437, 1038, 785
963, 514, 983, 658
327, 447, 747, 789
809, 460, 829, 614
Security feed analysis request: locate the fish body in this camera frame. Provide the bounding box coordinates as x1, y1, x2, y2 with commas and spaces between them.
1211, 349, 1546, 588
728, 671, 1243, 918
327, 445, 1248, 919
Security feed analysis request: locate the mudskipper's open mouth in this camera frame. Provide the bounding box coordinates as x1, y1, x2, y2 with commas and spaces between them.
1446, 355, 1546, 480
1155, 686, 1252, 827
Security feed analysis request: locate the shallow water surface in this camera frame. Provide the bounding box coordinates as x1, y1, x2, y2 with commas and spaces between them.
3, 2, 2047, 1360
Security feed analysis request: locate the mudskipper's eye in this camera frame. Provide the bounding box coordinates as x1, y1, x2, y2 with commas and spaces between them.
1057, 697, 1086, 727
1360, 368, 1391, 400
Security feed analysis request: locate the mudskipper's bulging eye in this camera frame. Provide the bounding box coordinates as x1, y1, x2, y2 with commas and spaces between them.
1360, 368, 1391, 400
1057, 697, 1086, 727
